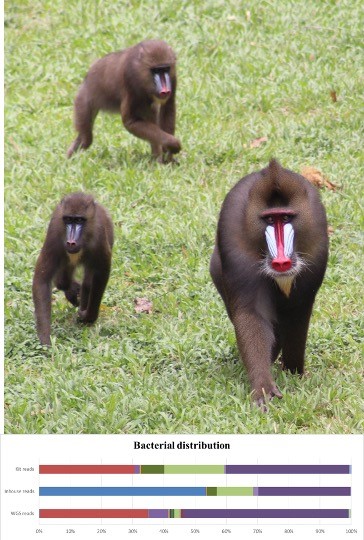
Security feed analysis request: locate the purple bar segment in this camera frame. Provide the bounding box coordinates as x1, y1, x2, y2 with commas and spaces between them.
180, 509, 350, 519
149, 509, 168, 518
134, 465, 141, 474
257, 487, 351, 496
225, 465, 350, 474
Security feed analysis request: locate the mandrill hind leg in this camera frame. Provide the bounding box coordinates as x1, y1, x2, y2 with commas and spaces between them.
151, 142, 163, 160
67, 88, 96, 157
280, 306, 313, 374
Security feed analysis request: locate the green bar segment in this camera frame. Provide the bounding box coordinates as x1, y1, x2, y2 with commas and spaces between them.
169, 509, 182, 518
164, 465, 224, 474
140, 465, 165, 474
206, 487, 217, 496
216, 487, 253, 496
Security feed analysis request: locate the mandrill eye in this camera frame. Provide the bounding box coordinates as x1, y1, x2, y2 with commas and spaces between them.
265, 216, 274, 225
63, 216, 86, 225
151, 66, 170, 75
281, 215, 291, 223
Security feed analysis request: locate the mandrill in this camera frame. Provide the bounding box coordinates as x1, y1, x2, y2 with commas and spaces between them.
67, 39, 181, 163
33, 192, 114, 345
210, 159, 329, 406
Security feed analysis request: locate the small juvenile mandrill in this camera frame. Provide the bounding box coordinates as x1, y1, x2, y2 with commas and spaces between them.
210, 159, 329, 406
67, 39, 181, 163
32, 193, 114, 345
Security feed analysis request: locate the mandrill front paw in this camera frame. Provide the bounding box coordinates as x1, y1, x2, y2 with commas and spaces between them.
65, 282, 81, 307
252, 382, 283, 411
77, 309, 97, 324
157, 152, 180, 165
163, 135, 181, 154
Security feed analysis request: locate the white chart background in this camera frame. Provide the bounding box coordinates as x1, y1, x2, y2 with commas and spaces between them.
1, 434, 363, 539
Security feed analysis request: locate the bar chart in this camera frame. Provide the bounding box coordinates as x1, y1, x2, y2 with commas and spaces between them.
1, 434, 363, 539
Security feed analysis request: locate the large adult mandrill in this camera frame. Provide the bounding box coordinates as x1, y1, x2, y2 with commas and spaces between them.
67, 39, 181, 163
210, 159, 329, 407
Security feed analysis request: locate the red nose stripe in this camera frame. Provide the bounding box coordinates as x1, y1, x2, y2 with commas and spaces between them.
272, 218, 292, 272
159, 74, 171, 97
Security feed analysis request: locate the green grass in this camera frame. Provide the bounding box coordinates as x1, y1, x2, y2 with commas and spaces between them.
4, 0, 364, 433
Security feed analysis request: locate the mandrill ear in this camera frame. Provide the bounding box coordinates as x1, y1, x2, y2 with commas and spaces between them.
85, 198, 96, 219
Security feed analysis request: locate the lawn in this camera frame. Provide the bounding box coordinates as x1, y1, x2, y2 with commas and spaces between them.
4, 0, 363, 433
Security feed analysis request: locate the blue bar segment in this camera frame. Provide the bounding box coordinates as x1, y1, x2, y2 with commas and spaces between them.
39, 486, 207, 496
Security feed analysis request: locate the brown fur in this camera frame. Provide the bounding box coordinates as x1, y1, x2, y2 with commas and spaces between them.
67, 40, 181, 162
210, 160, 329, 406
32, 193, 114, 345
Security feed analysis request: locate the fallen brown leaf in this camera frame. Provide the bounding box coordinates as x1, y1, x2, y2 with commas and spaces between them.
134, 297, 153, 314
301, 166, 337, 191
327, 226, 335, 235
250, 136, 268, 148
330, 90, 338, 103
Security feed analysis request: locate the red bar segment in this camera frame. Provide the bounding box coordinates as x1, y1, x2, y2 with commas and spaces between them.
39, 465, 137, 474
39, 509, 149, 518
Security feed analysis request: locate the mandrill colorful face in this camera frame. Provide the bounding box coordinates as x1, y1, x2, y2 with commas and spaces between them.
261, 208, 301, 296
151, 66, 172, 100
262, 208, 296, 272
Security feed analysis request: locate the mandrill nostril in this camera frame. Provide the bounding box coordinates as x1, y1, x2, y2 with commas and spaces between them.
272, 257, 292, 272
